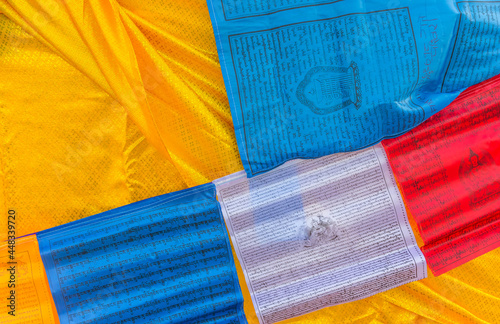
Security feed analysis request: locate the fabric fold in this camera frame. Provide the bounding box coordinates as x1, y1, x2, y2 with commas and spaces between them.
0, 0, 243, 186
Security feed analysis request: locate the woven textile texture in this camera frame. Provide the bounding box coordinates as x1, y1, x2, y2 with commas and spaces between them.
0, 1, 499, 323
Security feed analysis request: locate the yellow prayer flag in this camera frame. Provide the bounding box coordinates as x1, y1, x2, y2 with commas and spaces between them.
0, 235, 59, 324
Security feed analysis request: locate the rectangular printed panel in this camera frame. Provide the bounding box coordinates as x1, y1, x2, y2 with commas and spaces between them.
214, 145, 426, 323
207, 0, 500, 177
37, 184, 246, 324
383, 75, 500, 276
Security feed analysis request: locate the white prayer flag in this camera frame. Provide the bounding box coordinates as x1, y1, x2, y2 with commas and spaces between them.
214, 144, 426, 324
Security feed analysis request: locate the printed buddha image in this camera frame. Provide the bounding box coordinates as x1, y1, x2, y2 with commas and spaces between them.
458, 148, 500, 208
300, 214, 339, 248
296, 61, 362, 114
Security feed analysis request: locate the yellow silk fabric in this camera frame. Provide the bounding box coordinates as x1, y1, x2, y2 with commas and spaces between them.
0, 0, 242, 190
0, 235, 58, 324
0, 1, 499, 323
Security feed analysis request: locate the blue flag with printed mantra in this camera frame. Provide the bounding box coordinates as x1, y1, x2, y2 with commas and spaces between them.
207, 0, 500, 177
37, 183, 246, 324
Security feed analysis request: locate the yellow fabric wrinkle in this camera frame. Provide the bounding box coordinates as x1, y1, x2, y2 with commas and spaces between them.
381, 282, 458, 324
440, 274, 500, 303
198, 125, 237, 149
379, 254, 500, 324
175, 74, 236, 139
1, 0, 188, 185
116, 4, 241, 184
121, 6, 220, 68
121, 116, 187, 201
123, 131, 147, 161
79, 1, 185, 184
371, 297, 441, 324
425, 272, 500, 323
3, 1, 115, 96
0, 14, 186, 235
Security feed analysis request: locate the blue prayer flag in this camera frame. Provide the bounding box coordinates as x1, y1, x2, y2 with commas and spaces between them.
37, 183, 246, 324
207, 0, 500, 177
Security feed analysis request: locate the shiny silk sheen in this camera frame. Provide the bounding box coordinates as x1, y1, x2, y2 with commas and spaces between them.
0, 1, 499, 323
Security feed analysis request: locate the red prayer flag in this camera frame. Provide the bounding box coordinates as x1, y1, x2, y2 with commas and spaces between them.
383, 76, 500, 276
